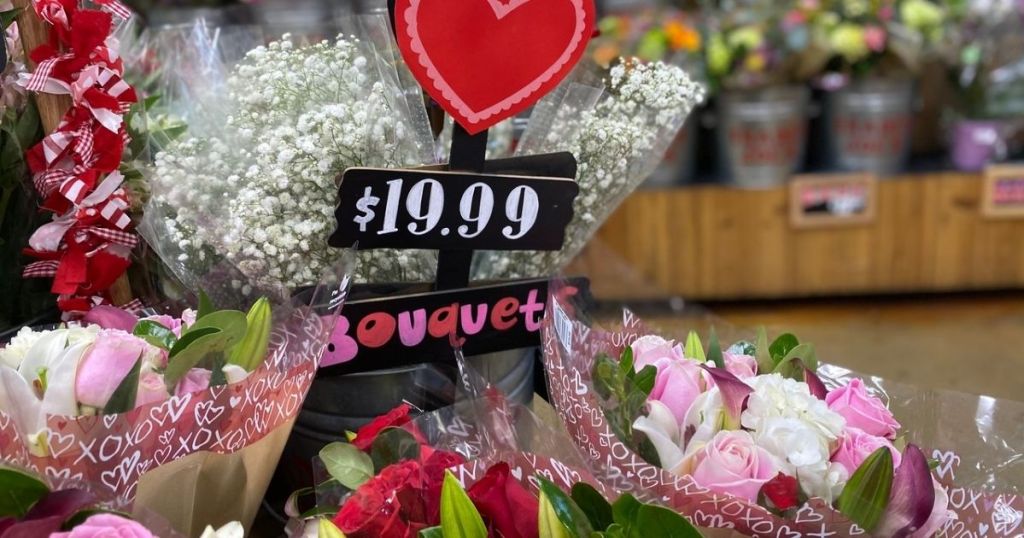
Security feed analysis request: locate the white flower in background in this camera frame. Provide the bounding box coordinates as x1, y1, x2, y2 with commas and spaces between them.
476, 59, 705, 279
742, 374, 847, 501
150, 35, 435, 291
0, 327, 46, 369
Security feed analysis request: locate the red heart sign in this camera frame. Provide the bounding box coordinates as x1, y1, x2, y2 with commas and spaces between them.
395, 0, 596, 135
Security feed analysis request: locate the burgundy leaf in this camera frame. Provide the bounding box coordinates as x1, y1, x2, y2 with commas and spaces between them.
0, 515, 65, 538
82, 305, 138, 331
700, 365, 753, 426
24, 489, 96, 523
803, 365, 829, 400
876, 444, 935, 538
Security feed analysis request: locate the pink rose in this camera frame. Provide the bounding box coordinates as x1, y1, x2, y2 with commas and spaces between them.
175, 368, 212, 397
826, 378, 901, 439
723, 352, 758, 379
142, 314, 185, 338
50, 513, 156, 538
864, 25, 887, 52
832, 427, 902, 476
630, 335, 685, 370
649, 359, 710, 424
180, 309, 197, 329
688, 431, 781, 502
136, 372, 169, 407
75, 330, 147, 409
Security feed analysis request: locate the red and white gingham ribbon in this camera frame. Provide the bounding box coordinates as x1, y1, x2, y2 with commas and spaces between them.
23, 260, 60, 278
22, 52, 74, 93
95, 0, 132, 20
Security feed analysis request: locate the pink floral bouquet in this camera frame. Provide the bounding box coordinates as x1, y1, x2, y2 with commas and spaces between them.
0, 265, 350, 535
542, 279, 1024, 537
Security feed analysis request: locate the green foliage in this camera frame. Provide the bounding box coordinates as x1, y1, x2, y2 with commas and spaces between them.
440, 471, 487, 538
837, 447, 895, 531
592, 352, 662, 468
0, 467, 49, 518
164, 310, 247, 387
102, 356, 142, 415
319, 442, 374, 491
369, 427, 421, 471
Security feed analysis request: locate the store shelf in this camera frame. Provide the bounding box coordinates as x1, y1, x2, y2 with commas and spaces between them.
588, 171, 1024, 301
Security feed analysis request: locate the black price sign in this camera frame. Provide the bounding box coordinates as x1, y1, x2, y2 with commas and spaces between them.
330, 168, 579, 251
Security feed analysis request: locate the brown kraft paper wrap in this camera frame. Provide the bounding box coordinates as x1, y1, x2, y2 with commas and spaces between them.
541, 279, 1023, 537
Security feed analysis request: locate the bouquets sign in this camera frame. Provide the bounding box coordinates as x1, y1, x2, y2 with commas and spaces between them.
394, 0, 596, 134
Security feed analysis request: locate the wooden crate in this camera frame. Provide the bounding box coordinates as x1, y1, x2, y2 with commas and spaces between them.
586, 172, 1024, 301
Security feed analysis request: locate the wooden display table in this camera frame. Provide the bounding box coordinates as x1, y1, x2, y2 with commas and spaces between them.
585, 171, 1024, 301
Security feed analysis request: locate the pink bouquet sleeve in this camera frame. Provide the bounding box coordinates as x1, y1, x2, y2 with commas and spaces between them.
540, 278, 1023, 537
0, 263, 353, 536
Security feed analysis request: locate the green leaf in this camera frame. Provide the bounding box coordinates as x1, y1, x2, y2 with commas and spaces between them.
319, 442, 374, 490
611, 494, 642, 532
197, 290, 215, 320
143, 94, 161, 112
0, 467, 49, 517
772, 343, 818, 380
539, 491, 574, 538
0, 8, 22, 30
837, 447, 895, 531
419, 527, 444, 538
440, 471, 487, 538
538, 477, 594, 538
707, 326, 725, 369
769, 333, 800, 363
684, 331, 705, 361
570, 483, 613, 531
102, 355, 142, 414
227, 297, 271, 372
165, 310, 247, 387
754, 327, 774, 374
299, 506, 338, 519
632, 365, 657, 396
208, 354, 228, 388
634, 505, 703, 538
369, 427, 421, 471
133, 320, 178, 350
318, 518, 346, 538
592, 356, 621, 401
619, 346, 634, 377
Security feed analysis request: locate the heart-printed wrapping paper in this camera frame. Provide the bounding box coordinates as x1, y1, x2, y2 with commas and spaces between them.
541, 279, 1024, 538
0, 306, 332, 533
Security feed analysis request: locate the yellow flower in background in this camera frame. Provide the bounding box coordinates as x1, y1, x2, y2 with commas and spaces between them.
744, 51, 767, 72
830, 23, 870, 63
901, 0, 943, 31
707, 33, 733, 76
593, 43, 621, 67
665, 21, 701, 52
728, 25, 764, 51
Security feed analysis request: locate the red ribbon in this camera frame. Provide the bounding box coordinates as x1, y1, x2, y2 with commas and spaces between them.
21, 0, 138, 315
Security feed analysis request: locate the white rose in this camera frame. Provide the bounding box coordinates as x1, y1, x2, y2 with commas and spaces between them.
754, 417, 832, 469
797, 460, 849, 504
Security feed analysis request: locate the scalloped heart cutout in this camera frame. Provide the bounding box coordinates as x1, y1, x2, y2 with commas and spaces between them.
395, 0, 595, 134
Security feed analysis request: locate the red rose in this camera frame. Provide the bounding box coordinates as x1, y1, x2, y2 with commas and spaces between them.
467, 463, 539, 538
761, 472, 800, 511
422, 450, 467, 518
351, 404, 429, 452
334, 461, 423, 538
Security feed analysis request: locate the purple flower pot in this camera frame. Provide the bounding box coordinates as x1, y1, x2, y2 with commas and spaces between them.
951, 120, 1007, 172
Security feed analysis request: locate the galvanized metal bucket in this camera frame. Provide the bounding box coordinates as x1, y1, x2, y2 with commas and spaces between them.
642, 114, 699, 188
715, 86, 810, 189
822, 79, 915, 176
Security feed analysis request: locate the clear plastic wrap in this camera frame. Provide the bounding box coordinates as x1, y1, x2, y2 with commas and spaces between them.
541, 278, 1023, 537
472, 60, 704, 281
0, 254, 355, 536
138, 17, 439, 302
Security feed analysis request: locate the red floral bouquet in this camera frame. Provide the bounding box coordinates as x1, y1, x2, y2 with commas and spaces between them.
289, 396, 706, 538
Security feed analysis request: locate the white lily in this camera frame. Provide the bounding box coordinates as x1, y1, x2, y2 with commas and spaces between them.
633, 400, 685, 470
199, 521, 245, 538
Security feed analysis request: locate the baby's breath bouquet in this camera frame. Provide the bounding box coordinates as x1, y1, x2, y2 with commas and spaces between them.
141, 18, 437, 303
473, 60, 704, 280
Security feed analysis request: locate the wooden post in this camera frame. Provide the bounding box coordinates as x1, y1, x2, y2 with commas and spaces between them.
14, 0, 134, 306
